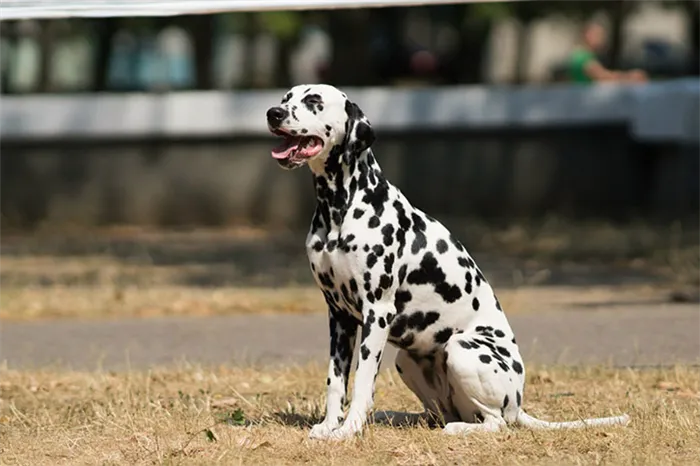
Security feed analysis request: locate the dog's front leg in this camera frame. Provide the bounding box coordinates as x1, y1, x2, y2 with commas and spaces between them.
309, 310, 358, 439
328, 305, 391, 440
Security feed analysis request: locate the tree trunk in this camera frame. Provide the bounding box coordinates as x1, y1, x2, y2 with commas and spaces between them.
458, 12, 490, 84
240, 13, 260, 89
513, 19, 531, 84
689, 1, 699, 76
1, 22, 16, 94
608, 0, 626, 69
37, 20, 53, 92
188, 15, 214, 90
372, 7, 403, 84
92, 19, 118, 92
275, 37, 294, 88
328, 9, 374, 86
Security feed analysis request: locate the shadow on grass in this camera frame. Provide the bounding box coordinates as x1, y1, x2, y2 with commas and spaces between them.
0, 218, 698, 291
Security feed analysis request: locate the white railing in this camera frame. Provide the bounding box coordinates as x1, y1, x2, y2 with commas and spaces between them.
0, 0, 523, 20
2, 80, 698, 143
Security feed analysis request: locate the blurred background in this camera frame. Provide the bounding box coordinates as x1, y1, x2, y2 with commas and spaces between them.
0, 0, 699, 329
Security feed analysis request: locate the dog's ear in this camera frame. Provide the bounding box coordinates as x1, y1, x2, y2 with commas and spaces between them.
343, 100, 375, 156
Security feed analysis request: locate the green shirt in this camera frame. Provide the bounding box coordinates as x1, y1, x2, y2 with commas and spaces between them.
569, 48, 596, 83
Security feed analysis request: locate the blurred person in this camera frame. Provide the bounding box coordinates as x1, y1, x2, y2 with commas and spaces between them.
569, 22, 647, 84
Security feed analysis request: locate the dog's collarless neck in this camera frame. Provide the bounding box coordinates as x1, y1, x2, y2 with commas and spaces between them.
311, 149, 386, 230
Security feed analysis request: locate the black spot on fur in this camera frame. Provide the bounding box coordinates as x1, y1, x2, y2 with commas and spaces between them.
434, 328, 453, 344
411, 232, 427, 254
516, 390, 522, 406
379, 274, 392, 290
366, 253, 378, 269
496, 346, 511, 357
372, 244, 385, 257
383, 254, 395, 275
389, 314, 408, 338
381, 224, 395, 246
406, 311, 440, 331
398, 264, 408, 284
512, 360, 523, 374
394, 290, 412, 313
494, 329, 505, 338
436, 239, 448, 254
353, 208, 364, 219
479, 354, 492, 364
361, 309, 376, 341
472, 297, 480, 311
407, 252, 462, 303
368, 216, 380, 228
281, 92, 293, 103
360, 344, 370, 360
301, 93, 322, 111
459, 340, 475, 350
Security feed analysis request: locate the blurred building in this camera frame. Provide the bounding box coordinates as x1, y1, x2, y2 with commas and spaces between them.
0, 1, 697, 94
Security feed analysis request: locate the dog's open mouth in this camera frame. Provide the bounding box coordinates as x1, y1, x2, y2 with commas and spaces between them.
270, 129, 324, 162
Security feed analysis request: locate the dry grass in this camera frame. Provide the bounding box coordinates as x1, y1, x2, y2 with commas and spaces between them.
1, 363, 698, 466
1, 220, 697, 321
0, 280, 673, 322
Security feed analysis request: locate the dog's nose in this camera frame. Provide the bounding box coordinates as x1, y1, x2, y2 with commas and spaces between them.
266, 107, 288, 127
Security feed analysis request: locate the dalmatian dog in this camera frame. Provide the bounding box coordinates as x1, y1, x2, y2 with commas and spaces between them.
265, 84, 630, 440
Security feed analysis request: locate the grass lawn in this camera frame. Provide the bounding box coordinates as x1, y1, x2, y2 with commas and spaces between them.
2, 222, 695, 321
1, 363, 698, 465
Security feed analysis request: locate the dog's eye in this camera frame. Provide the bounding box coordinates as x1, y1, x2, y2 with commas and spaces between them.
302, 94, 323, 106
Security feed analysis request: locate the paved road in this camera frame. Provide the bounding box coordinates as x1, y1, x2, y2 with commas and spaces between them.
2, 303, 698, 371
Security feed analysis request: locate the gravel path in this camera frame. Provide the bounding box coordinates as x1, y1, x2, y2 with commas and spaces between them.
2, 303, 698, 371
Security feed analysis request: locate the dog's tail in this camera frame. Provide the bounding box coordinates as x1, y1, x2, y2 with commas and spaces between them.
515, 409, 630, 430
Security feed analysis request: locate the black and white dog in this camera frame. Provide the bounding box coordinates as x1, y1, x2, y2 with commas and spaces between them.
266, 84, 630, 440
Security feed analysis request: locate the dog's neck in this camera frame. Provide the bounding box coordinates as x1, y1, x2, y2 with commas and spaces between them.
309, 147, 386, 230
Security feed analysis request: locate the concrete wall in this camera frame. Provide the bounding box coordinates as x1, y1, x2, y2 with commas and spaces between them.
2, 81, 697, 230
2, 128, 697, 230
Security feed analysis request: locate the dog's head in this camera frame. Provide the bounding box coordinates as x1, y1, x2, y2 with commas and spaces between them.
266, 84, 375, 170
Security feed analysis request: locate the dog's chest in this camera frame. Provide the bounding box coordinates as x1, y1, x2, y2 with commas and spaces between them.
306, 230, 365, 319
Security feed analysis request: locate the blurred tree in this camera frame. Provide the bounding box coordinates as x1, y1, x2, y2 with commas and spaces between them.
259, 11, 303, 88
690, 1, 700, 75
328, 9, 374, 86
371, 7, 406, 84
239, 13, 261, 89
1, 21, 17, 94
92, 18, 119, 91
450, 4, 495, 84
37, 20, 54, 91
181, 15, 214, 90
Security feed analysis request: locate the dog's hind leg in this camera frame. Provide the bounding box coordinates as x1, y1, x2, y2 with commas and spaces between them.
441, 331, 524, 435
385, 349, 458, 427
443, 415, 506, 435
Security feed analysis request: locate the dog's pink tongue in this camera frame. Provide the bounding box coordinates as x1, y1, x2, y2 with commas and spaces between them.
299, 137, 322, 157
271, 137, 300, 160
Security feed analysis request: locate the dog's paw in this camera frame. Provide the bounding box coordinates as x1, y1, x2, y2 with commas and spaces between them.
308, 422, 339, 440
325, 423, 361, 441
309, 420, 362, 440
